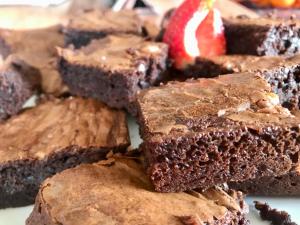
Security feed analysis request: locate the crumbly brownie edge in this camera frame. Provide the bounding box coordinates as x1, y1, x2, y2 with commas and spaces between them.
58, 51, 168, 115
254, 201, 297, 225
225, 21, 300, 56
228, 170, 300, 196
140, 117, 300, 192
0, 144, 128, 208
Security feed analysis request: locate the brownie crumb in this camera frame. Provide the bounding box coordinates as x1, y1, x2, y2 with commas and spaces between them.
254, 201, 297, 225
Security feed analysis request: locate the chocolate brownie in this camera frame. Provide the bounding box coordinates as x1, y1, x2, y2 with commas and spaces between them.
64, 9, 143, 48
0, 55, 41, 121
26, 158, 249, 225
254, 201, 297, 225
0, 97, 129, 208
229, 166, 300, 196
224, 17, 300, 56
58, 34, 168, 115
0, 26, 66, 95
186, 54, 300, 109
136, 73, 300, 192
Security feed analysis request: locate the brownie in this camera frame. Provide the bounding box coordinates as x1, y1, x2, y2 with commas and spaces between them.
186, 54, 300, 110
224, 17, 300, 56
0, 97, 129, 208
26, 158, 249, 225
136, 72, 300, 193
58, 34, 168, 115
0, 26, 66, 95
254, 201, 297, 225
0, 55, 41, 121
64, 9, 144, 48
229, 166, 300, 196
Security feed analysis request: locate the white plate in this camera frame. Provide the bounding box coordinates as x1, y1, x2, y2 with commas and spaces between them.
0, 116, 299, 225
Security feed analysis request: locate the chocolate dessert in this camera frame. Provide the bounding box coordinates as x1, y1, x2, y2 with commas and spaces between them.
58, 34, 168, 115
64, 10, 144, 48
186, 54, 300, 109
229, 166, 300, 196
224, 17, 300, 56
26, 159, 249, 225
0, 56, 40, 121
254, 201, 297, 225
136, 73, 300, 192
0, 98, 129, 208
0, 26, 66, 95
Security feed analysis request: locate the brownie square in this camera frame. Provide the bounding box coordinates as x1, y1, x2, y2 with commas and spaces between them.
0, 56, 40, 121
185, 54, 300, 110
64, 10, 144, 48
225, 17, 300, 56
136, 73, 300, 192
58, 34, 168, 115
0, 97, 129, 208
0, 26, 66, 96
27, 159, 249, 225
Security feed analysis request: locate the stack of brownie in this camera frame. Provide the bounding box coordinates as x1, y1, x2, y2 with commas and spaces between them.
0, 5, 299, 225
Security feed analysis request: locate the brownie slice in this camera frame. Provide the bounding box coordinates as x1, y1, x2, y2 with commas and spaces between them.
224, 17, 300, 56
0, 26, 66, 95
136, 73, 300, 193
186, 54, 300, 110
0, 97, 129, 208
229, 166, 300, 196
58, 34, 168, 115
0, 56, 41, 121
64, 9, 143, 48
26, 158, 249, 225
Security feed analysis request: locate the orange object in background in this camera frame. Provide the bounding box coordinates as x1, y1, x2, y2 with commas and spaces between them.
271, 0, 296, 7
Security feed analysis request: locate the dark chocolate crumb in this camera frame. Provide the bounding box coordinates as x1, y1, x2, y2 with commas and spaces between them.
254, 201, 297, 225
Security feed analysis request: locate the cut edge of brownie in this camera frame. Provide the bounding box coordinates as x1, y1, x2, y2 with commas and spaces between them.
58, 39, 168, 115
224, 17, 300, 57
228, 166, 300, 196
136, 73, 300, 193
0, 56, 41, 121
0, 144, 129, 208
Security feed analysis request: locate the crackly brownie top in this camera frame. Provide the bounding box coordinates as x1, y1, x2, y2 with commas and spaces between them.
58, 34, 168, 72
0, 98, 129, 164
225, 16, 300, 27
66, 9, 143, 34
0, 26, 66, 95
137, 73, 300, 136
198, 54, 300, 73
34, 159, 246, 225
0, 55, 41, 88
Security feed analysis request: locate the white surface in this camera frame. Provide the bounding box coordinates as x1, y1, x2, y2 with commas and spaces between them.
0, 116, 299, 225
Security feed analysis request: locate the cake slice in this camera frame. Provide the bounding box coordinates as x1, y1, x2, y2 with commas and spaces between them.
224, 17, 300, 56
26, 158, 249, 225
64, 9, 144, 48
136, 73, 300, 192
185, 54, 300, 110
0, 56, 41, 121
0, 26, 66, 95
58, 34, 168, 115
0, 97, 129, 208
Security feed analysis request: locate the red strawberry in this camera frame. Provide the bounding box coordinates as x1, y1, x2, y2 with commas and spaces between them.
163, 0, 226, 69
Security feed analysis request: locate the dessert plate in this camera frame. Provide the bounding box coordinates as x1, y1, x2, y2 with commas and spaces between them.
0, 116, 299, 225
